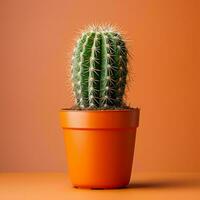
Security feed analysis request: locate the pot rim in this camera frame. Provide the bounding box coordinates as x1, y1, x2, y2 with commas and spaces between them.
60, 108, 140, 130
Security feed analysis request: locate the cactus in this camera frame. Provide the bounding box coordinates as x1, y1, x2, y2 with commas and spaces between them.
71, 25, 128, 109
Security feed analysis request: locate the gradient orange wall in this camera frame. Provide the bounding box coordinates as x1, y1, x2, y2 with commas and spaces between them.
0, 0, 199, 172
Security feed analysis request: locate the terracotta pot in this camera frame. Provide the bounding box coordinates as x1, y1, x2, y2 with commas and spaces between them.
60, 109, 140, 189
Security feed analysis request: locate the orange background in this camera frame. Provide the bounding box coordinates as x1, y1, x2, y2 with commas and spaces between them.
0, 0, 199, 172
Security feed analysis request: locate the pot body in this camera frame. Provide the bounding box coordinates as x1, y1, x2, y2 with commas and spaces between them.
60, 109, 139, 189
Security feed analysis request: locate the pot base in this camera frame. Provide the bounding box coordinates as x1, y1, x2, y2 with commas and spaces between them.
74, 183, 129, 189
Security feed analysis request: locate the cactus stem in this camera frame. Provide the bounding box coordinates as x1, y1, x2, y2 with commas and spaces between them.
71, 25, 128, 109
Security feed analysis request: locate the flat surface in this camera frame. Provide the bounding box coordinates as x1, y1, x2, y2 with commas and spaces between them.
0, 173, 200, 200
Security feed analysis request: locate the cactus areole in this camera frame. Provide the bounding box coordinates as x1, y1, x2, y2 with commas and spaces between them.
71, 25, 129, 109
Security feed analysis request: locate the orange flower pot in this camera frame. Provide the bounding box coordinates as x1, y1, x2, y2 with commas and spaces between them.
60, 109, 140, 189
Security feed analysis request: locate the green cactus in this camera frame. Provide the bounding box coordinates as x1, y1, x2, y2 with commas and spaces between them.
71, 25, 128, 109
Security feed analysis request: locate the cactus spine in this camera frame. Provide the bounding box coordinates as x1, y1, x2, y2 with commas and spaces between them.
71, 25, 128, 109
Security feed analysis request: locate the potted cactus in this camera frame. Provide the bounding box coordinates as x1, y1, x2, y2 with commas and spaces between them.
60, 25, 140, 189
